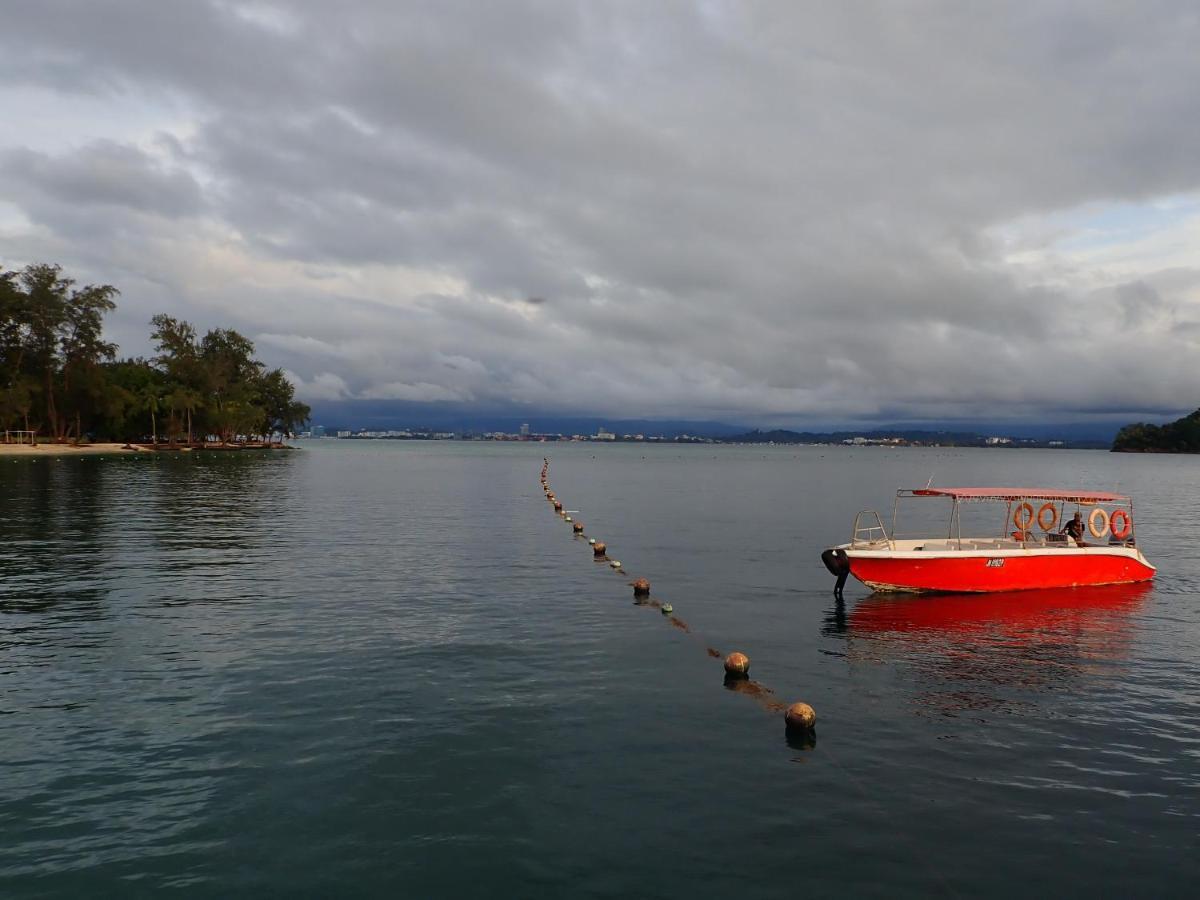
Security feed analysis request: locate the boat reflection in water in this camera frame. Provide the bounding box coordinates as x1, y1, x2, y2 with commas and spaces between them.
825, 582, 1153, 718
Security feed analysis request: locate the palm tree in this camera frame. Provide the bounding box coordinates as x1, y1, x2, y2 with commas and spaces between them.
165, 387, 201, 446
141, 388, 161, 445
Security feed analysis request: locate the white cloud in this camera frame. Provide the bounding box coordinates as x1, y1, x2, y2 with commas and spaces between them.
283, 370, 350, 401
362, 381, 472, 403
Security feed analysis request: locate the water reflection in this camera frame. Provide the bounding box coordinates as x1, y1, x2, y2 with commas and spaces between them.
826, 583, 1152, 717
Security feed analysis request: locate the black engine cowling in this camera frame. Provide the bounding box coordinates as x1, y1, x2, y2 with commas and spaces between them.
821, 548, 849, 576
820, 548, 850, 598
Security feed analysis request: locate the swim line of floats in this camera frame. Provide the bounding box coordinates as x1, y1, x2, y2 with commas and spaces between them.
540, 458, 817, 738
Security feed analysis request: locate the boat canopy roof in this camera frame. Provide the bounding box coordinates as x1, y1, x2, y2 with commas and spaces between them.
909, 487, 1130, 503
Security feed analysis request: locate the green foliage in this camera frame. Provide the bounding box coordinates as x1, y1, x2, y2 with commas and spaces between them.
0, 263, 118, 440
1, 262, 310, 444
1113, 409, 1200, 453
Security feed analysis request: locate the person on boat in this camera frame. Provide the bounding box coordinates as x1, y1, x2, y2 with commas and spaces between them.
1060, 511, 1086, 546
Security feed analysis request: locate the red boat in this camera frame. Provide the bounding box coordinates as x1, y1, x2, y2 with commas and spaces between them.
820, 487, 1156, 595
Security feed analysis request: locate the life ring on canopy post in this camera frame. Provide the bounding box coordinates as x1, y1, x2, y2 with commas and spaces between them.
1088, 507, 1110, 539
1036, 502, 1058, 531
1013, 502, 1035, 532
1110, 509, 1133, 540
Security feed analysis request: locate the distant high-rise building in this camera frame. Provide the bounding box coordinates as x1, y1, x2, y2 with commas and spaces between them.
519, 423, 530, 437
311, 424, 326, 438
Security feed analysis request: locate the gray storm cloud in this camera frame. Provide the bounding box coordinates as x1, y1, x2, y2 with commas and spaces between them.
2, 1, 1200, 426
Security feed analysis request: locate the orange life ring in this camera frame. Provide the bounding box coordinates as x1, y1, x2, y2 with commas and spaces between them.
1013, 502, 1034, 531
1110, 509, 1132, 540
1036, 502, 1058, 531
1088, 507, 1110, 539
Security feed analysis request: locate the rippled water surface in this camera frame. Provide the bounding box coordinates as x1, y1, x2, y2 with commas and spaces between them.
2, 443, 1198, 897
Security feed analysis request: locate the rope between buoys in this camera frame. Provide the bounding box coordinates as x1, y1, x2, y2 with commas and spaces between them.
538, 459, 813, 733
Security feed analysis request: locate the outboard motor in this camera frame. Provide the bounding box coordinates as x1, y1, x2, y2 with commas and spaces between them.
820, 548, 850, 599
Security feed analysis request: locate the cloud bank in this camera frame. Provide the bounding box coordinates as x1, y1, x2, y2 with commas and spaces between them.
3, 1, 1200, 426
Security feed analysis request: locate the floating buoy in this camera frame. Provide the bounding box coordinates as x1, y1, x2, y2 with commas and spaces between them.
785, 702, 816, 731
573, 522, 584, 533
553, 501, 562, 511
593, 542, 607, 556
565, 515, 573, 522
588, 538, 596, 545
610, 560, 621, 568
723, 652, 750, 678
632, 577, 650, 597
661, 603, 673, 615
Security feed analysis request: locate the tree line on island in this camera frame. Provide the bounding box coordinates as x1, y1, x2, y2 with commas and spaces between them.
1, 263, 309, 446
1111, 410, 1200, 453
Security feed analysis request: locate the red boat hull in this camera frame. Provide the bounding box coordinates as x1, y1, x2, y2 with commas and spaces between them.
847, 549, 1155, 593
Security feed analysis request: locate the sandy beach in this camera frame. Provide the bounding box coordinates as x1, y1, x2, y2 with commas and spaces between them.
0, 442, 142, 456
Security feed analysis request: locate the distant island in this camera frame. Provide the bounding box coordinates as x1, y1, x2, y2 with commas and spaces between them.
1112, 409, 1200, 453
303, 424, 1109, 449
1, 263, 309, 449
718, 428, 1108, 449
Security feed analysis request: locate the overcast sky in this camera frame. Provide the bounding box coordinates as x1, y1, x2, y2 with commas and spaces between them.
3, 1, 1200, 427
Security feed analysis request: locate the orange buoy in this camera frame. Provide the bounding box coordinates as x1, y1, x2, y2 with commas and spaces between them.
573, 522, 584, 533
593, 542, 607, 556
723, 652, 750, 678
632, 578, 650, 597
1036, 502, 1058, 531
785, 702, 816, 731
1110, 509, 1133, 540
1013, 502, 1034, 532
553, 501, 562, 511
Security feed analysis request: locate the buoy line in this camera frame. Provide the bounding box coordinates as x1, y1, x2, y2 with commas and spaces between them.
548, 459, 947, 885
539, 459, 815, 740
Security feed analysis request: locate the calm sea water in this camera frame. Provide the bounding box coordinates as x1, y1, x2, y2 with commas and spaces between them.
1, 442, 1198, 897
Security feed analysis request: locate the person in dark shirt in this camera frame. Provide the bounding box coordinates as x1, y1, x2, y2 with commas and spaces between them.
1061, 511, 1085, 546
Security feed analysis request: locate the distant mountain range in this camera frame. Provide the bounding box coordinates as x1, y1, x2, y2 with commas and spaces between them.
304, 399, 1168, 445
304, 400, 748, 438
722, 429, 1110, 449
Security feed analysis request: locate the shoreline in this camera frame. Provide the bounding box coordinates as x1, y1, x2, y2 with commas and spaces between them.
0, 442, 139, 456
0, 442, 297, 457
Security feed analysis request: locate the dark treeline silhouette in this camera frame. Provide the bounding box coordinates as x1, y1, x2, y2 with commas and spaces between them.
1, 263, 309, 445
1112, 409, 1200, 453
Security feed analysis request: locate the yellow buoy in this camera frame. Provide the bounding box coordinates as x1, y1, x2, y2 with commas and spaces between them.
610, 560, 621, 568
723, 652, 750, 677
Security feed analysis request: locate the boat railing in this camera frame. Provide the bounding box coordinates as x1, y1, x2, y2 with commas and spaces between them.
852, 509, 892, 549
